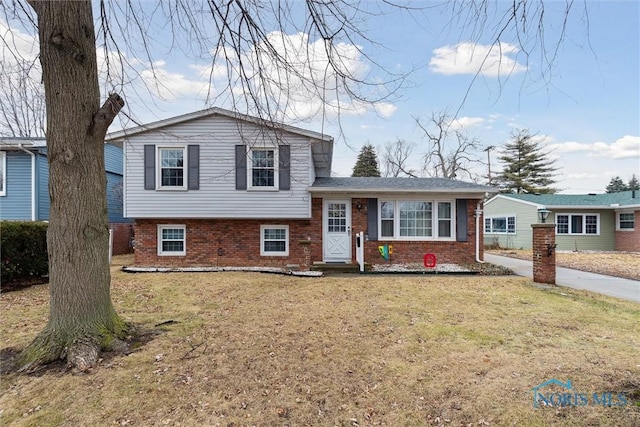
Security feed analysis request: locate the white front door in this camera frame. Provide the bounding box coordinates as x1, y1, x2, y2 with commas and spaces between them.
323, 200, 351, 262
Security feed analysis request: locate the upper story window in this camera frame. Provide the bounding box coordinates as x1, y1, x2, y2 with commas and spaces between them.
0, 151, 6, 196
617, 212, 635, 230
250, 148, 277, 189
158, 147, 186, 189
144, 144, 199, 191
484, 216, 516, 234
556, 214, 599, 235
379, 199, 453, 240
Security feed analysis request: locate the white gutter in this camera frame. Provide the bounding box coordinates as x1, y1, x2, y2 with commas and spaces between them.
17, 144, 36, 221
475, 202, 484, 263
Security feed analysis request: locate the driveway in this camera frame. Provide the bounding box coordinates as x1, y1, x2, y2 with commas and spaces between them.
484, 254, 640, 303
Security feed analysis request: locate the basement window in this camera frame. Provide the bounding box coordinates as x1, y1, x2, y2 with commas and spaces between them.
158, 225, 186, 256
261, 225, 289, 256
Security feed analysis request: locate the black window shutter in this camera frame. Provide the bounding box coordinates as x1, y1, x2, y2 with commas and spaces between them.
456, 199, 468, 242
187, 145, 199, 190
144, 144, 155, 190
235, 145, 247, 190
367, 198, 378, 240
279, 145, 290, 191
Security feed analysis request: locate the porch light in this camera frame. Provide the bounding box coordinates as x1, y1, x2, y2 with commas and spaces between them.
537, 207, 551, 223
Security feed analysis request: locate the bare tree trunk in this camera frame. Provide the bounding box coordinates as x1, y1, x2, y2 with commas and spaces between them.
18, 1, 127, 372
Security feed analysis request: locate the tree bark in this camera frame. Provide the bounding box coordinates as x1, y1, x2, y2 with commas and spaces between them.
18, 1, 128, 372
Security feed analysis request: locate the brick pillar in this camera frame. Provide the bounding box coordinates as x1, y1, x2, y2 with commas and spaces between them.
531, 223, 556, 284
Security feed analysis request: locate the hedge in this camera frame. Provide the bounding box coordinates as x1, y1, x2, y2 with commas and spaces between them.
1, 221, 48, 282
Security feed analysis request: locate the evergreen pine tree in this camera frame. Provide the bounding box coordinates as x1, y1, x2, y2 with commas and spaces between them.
352, 144, 381, 177
605, 176, 629, 193
496, 129, 558, 194
628, 174, 640, 191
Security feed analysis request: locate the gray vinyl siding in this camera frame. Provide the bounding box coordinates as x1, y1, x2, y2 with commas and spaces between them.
483, 197, 537, 249
124, 114, 313, 219
552, 210, 615, 251
0, 151, 33, 220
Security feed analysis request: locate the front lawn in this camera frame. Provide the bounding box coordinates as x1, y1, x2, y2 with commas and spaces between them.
1, 258, 638, 426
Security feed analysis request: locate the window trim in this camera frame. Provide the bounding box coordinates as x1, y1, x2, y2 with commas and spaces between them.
157, 224, 186, 256
377, 199, 455, 241
260, 224, 289, 256
556, 213, 600, 236
248, 147, 279, 191
484, 215, 516, 234
0, 151, 6, 196
156, 146, 187, 191
616, 211, 635, 231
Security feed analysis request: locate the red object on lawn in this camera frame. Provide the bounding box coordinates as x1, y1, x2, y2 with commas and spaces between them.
423, 253, 437, 268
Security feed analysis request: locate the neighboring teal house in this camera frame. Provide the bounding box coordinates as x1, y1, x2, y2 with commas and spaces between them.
483, 192, 640, 252
0, 138, 132, 254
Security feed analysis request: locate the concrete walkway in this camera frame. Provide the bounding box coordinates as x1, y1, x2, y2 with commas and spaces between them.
484, 254, 640, 303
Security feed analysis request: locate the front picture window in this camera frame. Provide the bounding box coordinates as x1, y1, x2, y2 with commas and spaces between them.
399, 201, 432, 237
556, 214, 599, 235
379, 199, 453, 239
485, 216, 516, 234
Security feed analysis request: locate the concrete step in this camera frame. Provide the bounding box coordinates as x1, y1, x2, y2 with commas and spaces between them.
311, 262, 368, 273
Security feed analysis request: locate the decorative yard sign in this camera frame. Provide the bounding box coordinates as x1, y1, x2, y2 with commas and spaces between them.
378, 245, 393, 260
423, 253, 437, 268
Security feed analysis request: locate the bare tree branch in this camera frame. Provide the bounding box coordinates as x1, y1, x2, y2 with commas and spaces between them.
415, 110, 483, 180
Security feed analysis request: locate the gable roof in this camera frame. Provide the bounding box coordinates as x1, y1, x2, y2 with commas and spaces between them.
309, 177, 496, 195
106, 107, 334, 177
486, 191, 640, 209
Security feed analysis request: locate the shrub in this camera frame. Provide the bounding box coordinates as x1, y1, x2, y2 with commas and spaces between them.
1, 221, 48, 282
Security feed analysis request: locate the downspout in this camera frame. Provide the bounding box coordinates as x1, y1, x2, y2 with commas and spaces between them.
475, 202, 484, 263
18, 144, 36, 221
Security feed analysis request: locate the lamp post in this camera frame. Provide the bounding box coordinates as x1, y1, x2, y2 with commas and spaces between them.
537, 207, 550, 224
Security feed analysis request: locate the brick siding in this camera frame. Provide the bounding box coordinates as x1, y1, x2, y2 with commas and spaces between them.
133, 197, 485, 268
615, 210, 640, 252
110, 223, 134, 255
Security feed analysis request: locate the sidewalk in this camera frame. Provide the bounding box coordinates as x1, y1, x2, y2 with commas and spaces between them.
484, 254, 640, 303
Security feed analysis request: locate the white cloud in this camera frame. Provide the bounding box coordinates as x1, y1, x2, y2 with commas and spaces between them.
139, 67, 208, 100
429, 42, 527, 77
375, 103, 398, 118
548, 136, 640, 159
449, 116, 484, 130
0, 20, 38, 64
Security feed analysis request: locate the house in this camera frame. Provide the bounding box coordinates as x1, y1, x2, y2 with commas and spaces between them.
0, 138, 133, 255
108, 108, 495, 270
483, 192, 640, 252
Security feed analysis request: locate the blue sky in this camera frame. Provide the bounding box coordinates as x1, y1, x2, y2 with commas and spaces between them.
2, 1, 638, 193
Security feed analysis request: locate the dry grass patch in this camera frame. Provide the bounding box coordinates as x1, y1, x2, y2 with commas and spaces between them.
1, 257, 639, 426
488, 250, 640, 281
